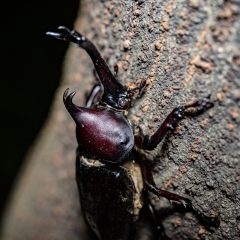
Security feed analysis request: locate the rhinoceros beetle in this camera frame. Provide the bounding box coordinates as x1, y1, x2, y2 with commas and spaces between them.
47, 26, 219, 240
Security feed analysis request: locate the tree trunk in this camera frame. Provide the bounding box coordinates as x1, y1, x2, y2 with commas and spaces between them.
1, 0, 240, 239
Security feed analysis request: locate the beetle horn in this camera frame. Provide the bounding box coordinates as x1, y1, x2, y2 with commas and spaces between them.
47, 26, 127, 108
63, 88, 83, 123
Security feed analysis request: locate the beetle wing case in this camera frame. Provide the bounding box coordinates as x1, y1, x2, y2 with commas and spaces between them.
76, 152, 144, 240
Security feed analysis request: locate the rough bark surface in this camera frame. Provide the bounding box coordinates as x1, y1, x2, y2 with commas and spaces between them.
1, 0, 240, 240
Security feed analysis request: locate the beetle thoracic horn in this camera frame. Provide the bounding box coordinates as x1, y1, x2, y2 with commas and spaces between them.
63, 88, 83, 123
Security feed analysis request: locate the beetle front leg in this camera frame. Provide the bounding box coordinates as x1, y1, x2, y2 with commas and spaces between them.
140, 162, 220, 226
85, 85, 101, 107
135, 95, 213, 150
85, 68, 104, 107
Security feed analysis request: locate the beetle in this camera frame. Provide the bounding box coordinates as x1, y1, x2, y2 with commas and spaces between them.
46, 26, 220, 240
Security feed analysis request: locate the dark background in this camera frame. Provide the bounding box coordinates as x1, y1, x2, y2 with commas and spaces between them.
0, 0, 78, 216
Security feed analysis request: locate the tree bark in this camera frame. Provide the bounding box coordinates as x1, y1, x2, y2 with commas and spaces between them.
1, 0, 240, 239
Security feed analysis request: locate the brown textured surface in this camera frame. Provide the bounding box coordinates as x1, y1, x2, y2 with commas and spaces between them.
1, 0, 240, 239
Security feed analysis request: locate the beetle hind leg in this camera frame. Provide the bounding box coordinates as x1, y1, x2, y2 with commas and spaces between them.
140, 162, 220, 227
149, 186, 220, 226
144, 191, 171, 240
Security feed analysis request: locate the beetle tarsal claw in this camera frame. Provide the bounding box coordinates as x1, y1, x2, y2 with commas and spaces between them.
203, 95, 214, 108
180, 200, 188, 208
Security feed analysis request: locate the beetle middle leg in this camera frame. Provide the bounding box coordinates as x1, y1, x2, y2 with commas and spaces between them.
140, 161, 220, 227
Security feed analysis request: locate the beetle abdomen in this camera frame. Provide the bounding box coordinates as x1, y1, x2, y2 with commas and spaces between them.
76, 108, 134, 163
77, 155, 139, 240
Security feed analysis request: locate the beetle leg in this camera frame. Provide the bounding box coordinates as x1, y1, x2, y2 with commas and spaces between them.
135, 95, 214, 150
140, 162, 220, 226
85, 69, 103, 107
131, 79, 147, 98
143, 191, 171, 240
86, 85, 101, 107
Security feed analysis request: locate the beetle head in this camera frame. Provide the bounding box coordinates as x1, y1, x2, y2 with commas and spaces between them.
101, 88, 132, 110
